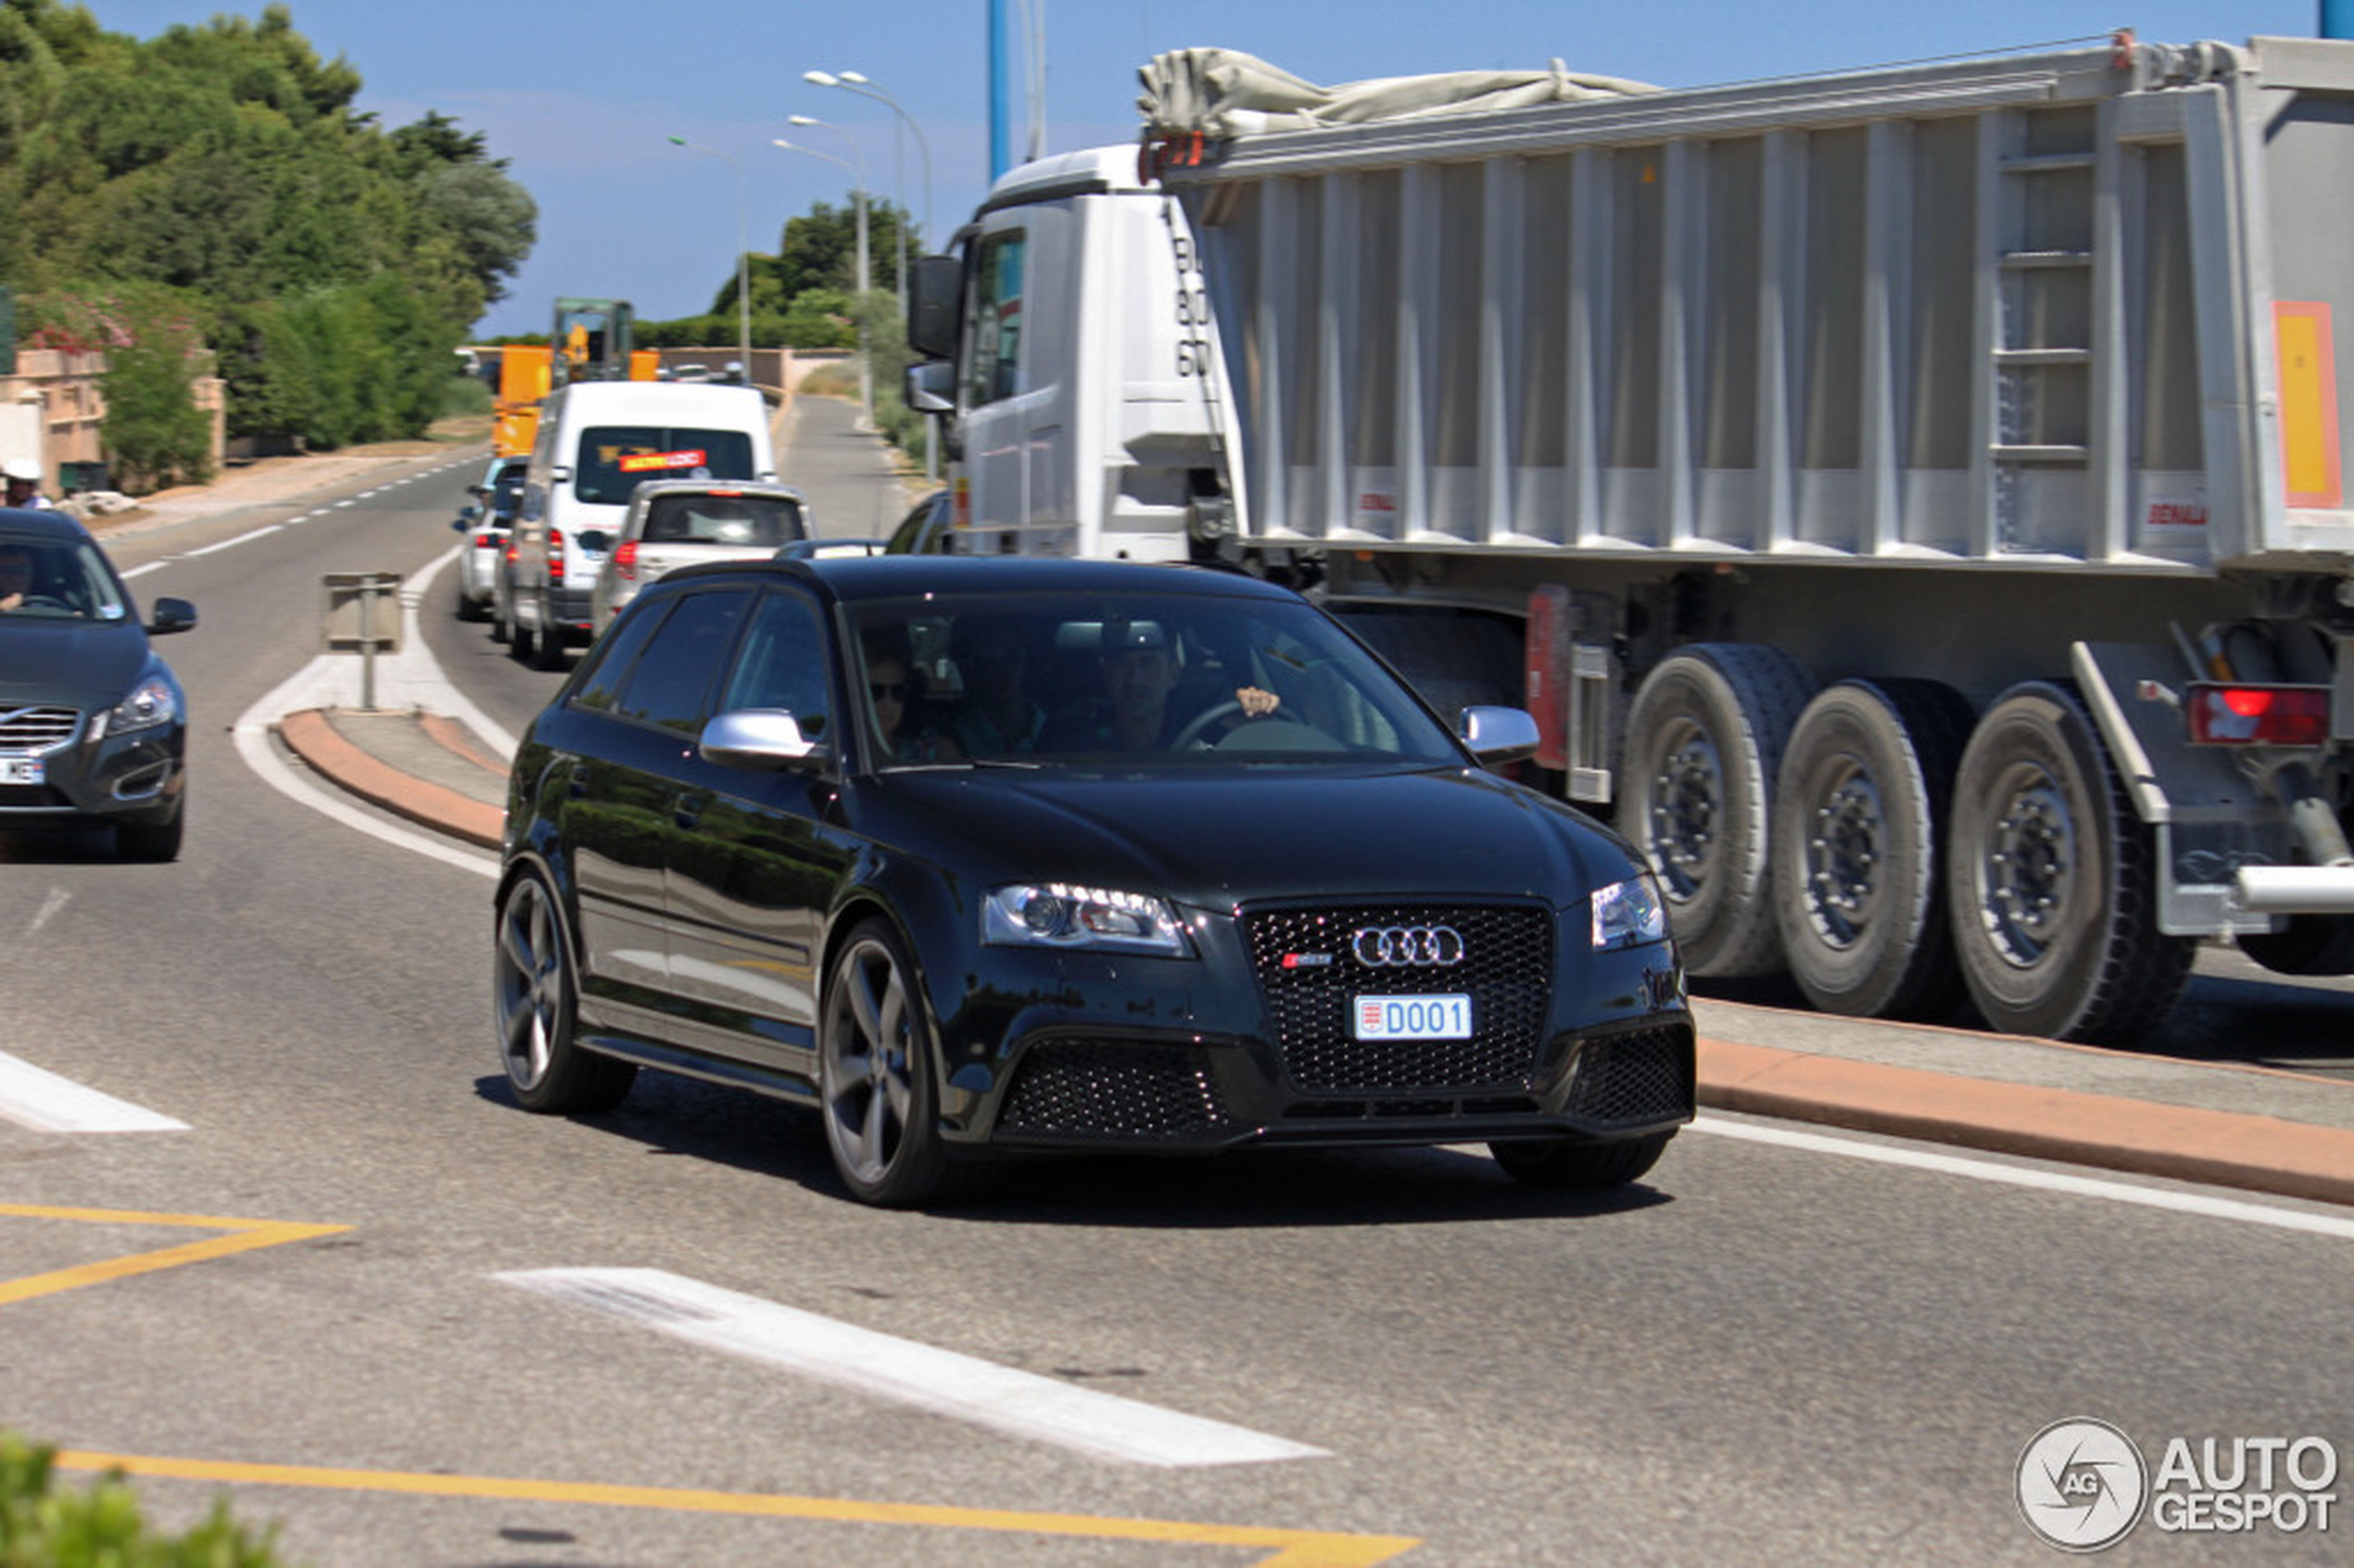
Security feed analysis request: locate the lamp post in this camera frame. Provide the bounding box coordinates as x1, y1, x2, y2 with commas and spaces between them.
775, 137, 872, 433
804, 69, 930, 293
666, 134, 753, 383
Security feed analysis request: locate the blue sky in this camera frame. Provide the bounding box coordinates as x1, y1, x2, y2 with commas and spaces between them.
81, 2, 2323, 338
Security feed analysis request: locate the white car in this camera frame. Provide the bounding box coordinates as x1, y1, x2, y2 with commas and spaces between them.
451, 456, 526, 622
583, 478, 812, 631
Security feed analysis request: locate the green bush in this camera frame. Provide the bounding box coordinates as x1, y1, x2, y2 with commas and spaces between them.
0, 1433, 290, 1567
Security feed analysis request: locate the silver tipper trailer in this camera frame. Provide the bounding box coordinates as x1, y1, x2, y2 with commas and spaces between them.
907, 34, 2354, 1042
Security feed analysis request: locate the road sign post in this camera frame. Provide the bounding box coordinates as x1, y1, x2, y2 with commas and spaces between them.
322, 571, 403, 710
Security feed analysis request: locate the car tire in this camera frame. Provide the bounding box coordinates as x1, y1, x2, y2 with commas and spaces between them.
117, 803, 184, 863
528, 591, 567, 671
817, 917, 971, 1208
1944, 681, 2196, 1042
1489, 1132, 1672, 1189
1620, 644, 1814, 977
494, 868, 636, 1113
1771, 678, 1974, 1020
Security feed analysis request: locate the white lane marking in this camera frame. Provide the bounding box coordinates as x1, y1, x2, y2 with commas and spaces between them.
183, 524, 284, 558
497, 1268, 1331, 1469
1691, 1115, 2354, 1240
26, 887, 69, 934
0, 1050, 186, 1132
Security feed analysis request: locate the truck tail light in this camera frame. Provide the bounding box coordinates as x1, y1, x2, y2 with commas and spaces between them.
614, 539, 639, 580
548, 529, 565, 584
2186, 682, 2332, 745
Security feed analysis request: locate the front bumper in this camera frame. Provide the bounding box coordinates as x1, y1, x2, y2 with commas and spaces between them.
0, 715, 185, 828
930, 901, 1693, 1155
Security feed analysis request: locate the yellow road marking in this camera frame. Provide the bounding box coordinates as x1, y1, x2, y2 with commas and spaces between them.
53, 1448, 1422, 1565
0, 1203, 348, 1308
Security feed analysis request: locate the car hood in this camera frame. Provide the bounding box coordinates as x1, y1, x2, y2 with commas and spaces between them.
0, 619, 149, 708
870, 765, 1641, 911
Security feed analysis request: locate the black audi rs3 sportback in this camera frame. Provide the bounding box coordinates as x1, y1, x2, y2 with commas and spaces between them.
492, 553, 1691, 1206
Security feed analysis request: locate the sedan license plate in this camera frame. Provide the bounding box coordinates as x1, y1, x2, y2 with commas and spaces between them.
0, 756, 43, 785
1353, 993, 1472, 1042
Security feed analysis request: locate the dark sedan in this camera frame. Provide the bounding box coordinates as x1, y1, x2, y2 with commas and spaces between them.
493, 555, 1691, 1206
0, 510, 196, 859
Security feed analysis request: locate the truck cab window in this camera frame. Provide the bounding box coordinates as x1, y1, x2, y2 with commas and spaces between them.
966, 231, 1026, 407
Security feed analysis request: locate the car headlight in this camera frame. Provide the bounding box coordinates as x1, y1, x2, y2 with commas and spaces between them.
95, 676, 179, 740
982, 883, 1196, 957
1590, 872, 1667, 949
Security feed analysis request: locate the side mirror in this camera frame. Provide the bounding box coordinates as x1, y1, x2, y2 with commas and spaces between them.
147, 597, 197, 636
1458, 705, 1539, 767
906, 254, 964, 360
905, 359, 955, 415
700, 709, 825, 771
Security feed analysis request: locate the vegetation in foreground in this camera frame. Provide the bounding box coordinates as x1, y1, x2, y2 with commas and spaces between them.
0, 1432, 291, 1567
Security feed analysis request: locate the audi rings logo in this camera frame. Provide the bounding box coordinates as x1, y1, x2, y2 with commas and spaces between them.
1351, 925, 1465, 967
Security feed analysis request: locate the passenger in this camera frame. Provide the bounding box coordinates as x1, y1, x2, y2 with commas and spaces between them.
948, 615, 1046, 756
1044, 621, 1279, 750
861, 631, 958, 763
3, 459, 50, 511
0, 543, 32, 611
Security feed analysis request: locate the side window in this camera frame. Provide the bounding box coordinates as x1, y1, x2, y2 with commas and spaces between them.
965, 230, 1026, 408
720, 590, 834, 739
568, 597, 672, 713
611, 589, 752, 733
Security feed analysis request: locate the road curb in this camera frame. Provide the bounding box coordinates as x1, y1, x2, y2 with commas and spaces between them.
1699, 1037, 2354, 1207
277, 709, 504, 851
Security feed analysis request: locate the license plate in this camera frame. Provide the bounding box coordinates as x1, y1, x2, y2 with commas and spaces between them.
0, 756, 43, 785
1352, 993, 1473, 1042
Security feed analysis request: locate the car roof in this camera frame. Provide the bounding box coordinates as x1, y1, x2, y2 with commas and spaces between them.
628, 477, 807, 503
657, 551, 1305, 606
0, 508, 97, 545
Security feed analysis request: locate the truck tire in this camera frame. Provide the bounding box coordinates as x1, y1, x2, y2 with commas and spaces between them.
1944, 682, 2195, 1042
1621, 644, 1813, 977
1772, 679, 1974, 1019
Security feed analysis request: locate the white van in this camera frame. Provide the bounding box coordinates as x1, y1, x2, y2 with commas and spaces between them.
503, 380, 778, 666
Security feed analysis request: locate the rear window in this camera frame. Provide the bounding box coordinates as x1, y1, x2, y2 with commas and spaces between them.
573, 425, 759, 505
639, 492, 805, 547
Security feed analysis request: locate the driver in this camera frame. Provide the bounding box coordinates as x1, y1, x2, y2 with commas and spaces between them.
1045, 621, 1279, 750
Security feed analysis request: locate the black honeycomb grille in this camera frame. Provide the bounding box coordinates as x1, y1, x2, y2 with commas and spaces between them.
1563, 1026, 1694, 1125
1242, 902, 1550, 1093
997, 1041, 1229, 1138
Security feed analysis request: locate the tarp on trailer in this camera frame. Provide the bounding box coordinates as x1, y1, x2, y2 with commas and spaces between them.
1136, 47, 1657, 140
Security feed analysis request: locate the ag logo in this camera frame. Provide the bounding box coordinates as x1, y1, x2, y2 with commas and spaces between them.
2018, 1418, 2147, 1552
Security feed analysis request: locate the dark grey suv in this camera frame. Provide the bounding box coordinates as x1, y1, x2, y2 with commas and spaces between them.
494, 554, 1692, 1206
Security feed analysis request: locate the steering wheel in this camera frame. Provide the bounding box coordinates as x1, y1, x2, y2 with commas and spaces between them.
1170, 698, 1247, 750
12, 594, 68, 612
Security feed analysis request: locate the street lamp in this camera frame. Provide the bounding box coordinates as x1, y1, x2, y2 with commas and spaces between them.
666, 134, 752, 383
775, 137, 872, 433
804, 69, 930, 291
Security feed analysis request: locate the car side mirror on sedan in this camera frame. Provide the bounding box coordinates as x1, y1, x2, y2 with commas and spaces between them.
452, 506, 479, 530
147, 597, 197, 636
1458, 705, 1538, 767
700, 709, 826, 771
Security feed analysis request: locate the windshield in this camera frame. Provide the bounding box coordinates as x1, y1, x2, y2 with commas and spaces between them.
0, 536, 130, 621
573, 425, 759, 505
843, 589, 1462, 769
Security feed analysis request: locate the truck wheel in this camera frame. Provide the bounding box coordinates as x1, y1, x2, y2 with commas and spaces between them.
1772, 679, 1974, 1019
1621, 645, 1814, 977
2238, 917, 2354, 977
1944, 682, 2195, 1042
